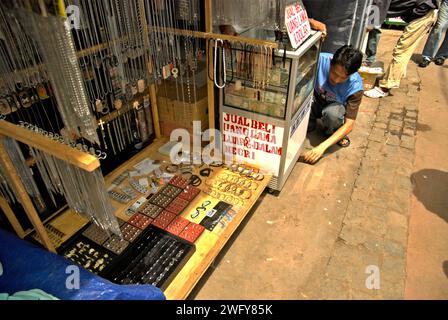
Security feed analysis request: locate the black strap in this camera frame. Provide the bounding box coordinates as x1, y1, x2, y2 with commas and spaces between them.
189, 175, 202, 187
200, 168, 213, 177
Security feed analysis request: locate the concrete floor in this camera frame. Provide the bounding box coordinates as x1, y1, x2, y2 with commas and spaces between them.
189, 29, 448, 300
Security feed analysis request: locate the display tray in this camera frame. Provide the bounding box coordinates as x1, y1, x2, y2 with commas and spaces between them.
58, 231, 118, 277
103, 225, 195, 291
58, 218, 148, 277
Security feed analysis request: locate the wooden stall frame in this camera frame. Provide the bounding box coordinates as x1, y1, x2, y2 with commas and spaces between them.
0, 196, 26, 239
0, 135, 55, 252
0, 119, 102, 252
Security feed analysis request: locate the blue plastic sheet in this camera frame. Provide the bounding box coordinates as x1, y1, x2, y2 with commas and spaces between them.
0, 229, 165, 300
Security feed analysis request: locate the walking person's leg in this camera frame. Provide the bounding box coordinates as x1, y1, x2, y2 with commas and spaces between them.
434, 0, 448, 65
434, 34, 448, 64
420, 0, 448, 66
366, 29, 382, 65
378, 10, 438, 91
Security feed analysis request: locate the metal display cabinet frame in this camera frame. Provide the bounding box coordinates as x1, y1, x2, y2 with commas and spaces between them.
219, 31, 322, 191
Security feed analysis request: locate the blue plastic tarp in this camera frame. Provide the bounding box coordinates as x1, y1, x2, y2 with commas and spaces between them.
0, 229, 165, 300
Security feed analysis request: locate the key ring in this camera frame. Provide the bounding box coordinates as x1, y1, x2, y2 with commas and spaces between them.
240, 168, 252, 177
249, 181, 259, 190
240, 190, 252, 200
234, 187, 244, 196
226, 175, 236, 183
165, 164, 179, 173
250, 172, 265, 181
237, 166, 245, 174
191, 200, 211, 219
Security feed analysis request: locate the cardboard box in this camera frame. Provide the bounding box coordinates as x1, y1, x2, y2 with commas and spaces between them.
157, 94, 209, 137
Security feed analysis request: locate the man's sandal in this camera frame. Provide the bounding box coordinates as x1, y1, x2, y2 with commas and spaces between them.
338, 136, 350, 148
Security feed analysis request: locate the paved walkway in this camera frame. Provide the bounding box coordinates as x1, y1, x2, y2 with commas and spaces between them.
191, 30, 447, 300
404, 39, 448, 299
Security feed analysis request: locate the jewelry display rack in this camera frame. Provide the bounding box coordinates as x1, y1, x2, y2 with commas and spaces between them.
0, 120, 101, 252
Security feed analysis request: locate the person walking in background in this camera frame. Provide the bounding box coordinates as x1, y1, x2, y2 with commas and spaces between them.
365, 28, 382, 66
364, 0, 439, 98
419, 0, 448, 67
364, 0, 391, 66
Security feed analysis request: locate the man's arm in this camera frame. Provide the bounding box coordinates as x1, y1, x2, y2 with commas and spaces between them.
303, 91, 362, 164
309, 18, 327, 37
303, 118, 355, 164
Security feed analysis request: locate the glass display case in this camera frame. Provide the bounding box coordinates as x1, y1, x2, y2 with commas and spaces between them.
224, 54, 291, 119
220, 30, 322, 191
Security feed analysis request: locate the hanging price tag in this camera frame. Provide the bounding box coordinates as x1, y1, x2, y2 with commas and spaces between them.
285, 1, 311, 50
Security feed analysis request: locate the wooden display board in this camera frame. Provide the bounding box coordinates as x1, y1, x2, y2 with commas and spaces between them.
33, 137, 270, 299
164, 169, 270, 299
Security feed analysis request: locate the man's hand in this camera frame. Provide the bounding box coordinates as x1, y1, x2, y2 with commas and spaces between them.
309, 18, 327, 38
303, 144, 326, 164
303, 118, 355, 165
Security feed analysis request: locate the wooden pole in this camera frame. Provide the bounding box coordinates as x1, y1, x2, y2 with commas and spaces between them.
138, 0, 162, 139
0, 120, 100, 172
0, 137, 55, 252
148, 27, 278, 48
0, 196, 26, 239
205, 0, 215, 134
149, 84, 161, 138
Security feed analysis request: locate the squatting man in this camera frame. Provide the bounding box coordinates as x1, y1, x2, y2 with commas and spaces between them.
303, 45, 364, 164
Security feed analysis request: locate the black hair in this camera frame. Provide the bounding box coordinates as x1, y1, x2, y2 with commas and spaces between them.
331, 45, 363, 75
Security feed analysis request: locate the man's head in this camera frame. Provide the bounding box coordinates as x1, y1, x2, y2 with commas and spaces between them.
329, 45, 363, 86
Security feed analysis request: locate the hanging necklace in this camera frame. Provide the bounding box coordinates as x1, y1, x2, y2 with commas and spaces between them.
214, 39, 226, 89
